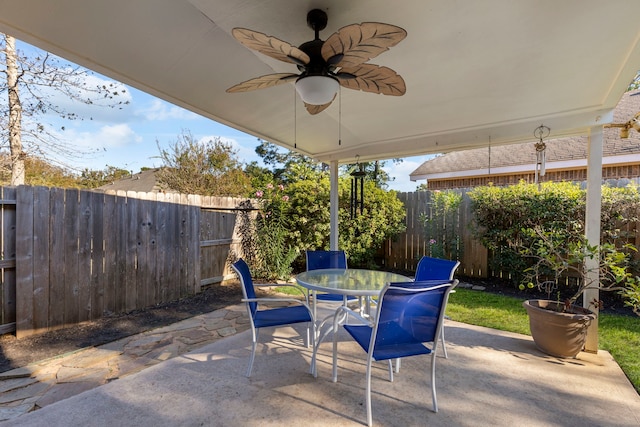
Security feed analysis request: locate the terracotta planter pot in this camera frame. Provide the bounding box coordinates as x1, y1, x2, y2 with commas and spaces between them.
522, 299, 596, 358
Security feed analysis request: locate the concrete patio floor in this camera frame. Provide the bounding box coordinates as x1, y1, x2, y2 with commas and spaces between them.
2, 305, 639, 427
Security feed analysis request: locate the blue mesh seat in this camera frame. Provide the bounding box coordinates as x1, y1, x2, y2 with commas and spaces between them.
414, 256, 460, 358
232, 259, 314, 377
332, 280, 458, 427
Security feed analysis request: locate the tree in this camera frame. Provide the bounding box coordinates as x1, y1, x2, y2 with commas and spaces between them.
341, 159, 402, 189
0, 34, 128, 184
77, 166, 131, 189
244, 161, 276, 190
254, 140, 324, 183
0, 154, 77, 187
156, 130, 252, 196
338, 180, 406, 267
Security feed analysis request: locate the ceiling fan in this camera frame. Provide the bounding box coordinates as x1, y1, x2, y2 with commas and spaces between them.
226, 9, 407, 115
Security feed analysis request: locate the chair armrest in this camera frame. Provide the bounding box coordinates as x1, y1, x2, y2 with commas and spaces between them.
333, 305, 373, 329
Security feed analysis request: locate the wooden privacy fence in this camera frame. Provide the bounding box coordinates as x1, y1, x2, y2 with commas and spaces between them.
7, 182, 638, 338
382, 190, 488, 277
384, 183, 640, 280
7, 186, 253, 338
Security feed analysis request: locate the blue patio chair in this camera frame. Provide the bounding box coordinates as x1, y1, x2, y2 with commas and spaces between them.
306, 250, 358, 304
306, 250, 359, 372
415, 255, 460, 281
414, 256, 460, 358
332, 280, 458, 427
231, 259, 315, 377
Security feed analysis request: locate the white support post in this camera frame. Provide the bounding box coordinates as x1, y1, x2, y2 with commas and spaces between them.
584, 126, 603, 353
330, 160, 339, 251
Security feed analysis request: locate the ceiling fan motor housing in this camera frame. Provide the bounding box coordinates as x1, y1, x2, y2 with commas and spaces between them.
298, 39, 333, 77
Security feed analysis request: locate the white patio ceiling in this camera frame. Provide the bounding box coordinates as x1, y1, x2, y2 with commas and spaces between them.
1, 1, 639, 164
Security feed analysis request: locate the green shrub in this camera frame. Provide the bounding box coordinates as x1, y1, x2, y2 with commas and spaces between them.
252, 183, 298, 280
338, 180, 406, 267
469, 181, 640, 286
247, 170, 406, 274
285, 169, 331, 258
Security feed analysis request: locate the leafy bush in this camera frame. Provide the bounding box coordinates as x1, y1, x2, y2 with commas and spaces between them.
469, 181, 640, 286
252, 183, 298, 280
156, 131, 252, 196
338, 180, 406, 267
519, 225, 639, 311
284, 167, 331, 258
244, 171, 406, 276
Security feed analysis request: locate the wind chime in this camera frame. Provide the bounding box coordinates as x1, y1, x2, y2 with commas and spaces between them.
350, 156, 365, 218
534, 125, 550, 187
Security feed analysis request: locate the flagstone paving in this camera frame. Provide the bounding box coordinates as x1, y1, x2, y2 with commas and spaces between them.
0, 304, 249, 422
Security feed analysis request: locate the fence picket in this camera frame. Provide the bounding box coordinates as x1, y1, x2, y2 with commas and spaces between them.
91, 191, 105, 319
1, 187, 16, 332
125, 191, 139, 313
64, 188, 80, 327
49, 188, 66, 331
78, 189, 93, 322
32, 186, 50, 333
15, 186, 34, 337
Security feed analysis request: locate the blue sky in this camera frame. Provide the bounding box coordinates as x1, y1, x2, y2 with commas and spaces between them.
18, 40, 432, 192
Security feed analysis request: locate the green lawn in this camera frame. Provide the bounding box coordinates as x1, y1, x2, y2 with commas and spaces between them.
447, 288, 640, 394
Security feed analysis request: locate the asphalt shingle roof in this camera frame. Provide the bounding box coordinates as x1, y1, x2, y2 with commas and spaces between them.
96, 168, 165, 193
410, 91, 640, 178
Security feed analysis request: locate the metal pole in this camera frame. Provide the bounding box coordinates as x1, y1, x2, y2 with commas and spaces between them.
330, 160, 339, 250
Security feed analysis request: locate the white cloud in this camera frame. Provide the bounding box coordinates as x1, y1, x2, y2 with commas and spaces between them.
138, 99, 200, 121
64, 123, 142, 150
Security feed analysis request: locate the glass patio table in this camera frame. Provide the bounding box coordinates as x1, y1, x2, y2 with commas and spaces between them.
296, 268, 411, 298
295, 268, 411, 376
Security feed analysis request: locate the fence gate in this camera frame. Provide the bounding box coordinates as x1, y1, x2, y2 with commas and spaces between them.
0, 187, 16, 334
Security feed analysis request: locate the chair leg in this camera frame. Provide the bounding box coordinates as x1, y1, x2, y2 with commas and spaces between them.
308, 320, 317, 376
246, 328, 258, 377
440, 326, 448, 359
332, 314, 342, 382
387, 360, 394, 382
366, 355, 374, 427
430, 351, 438, 412
312, 290, 318, 325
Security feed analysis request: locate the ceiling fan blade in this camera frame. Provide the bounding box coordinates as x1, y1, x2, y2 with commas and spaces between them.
338, 64, 406, 96
226, 73, 298, 93
232, 28, 310, 65
321, 22, 407, 68
305, 95, 336, 115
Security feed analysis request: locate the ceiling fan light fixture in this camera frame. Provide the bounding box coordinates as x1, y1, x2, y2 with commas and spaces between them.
295, 75, 339, 105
